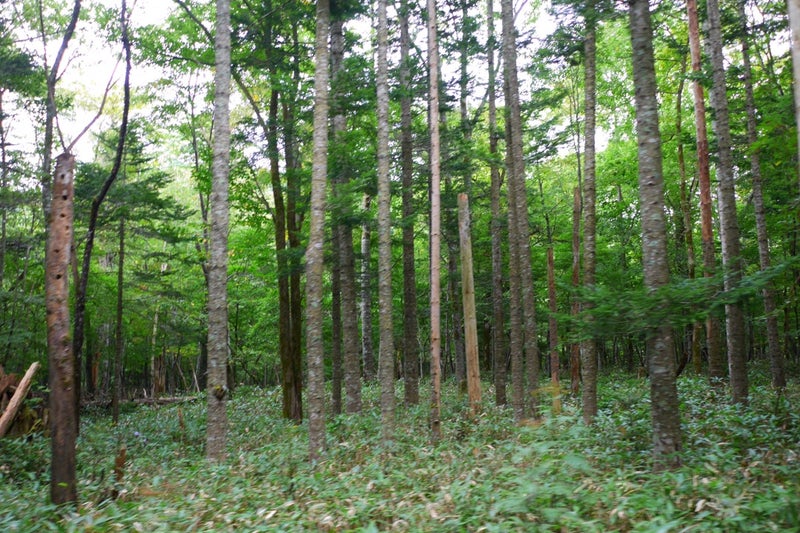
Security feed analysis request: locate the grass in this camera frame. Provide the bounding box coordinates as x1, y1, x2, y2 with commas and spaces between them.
1, 368, 798, 532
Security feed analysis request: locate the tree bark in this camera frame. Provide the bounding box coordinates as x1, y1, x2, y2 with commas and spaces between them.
581, 0, 598, 424
629, 0, 682, 470
376, 0, 395, 444
113, 217, 124, 423
206, 0, 231, 461
686, 0, 724, 380
307, 0, 331, 461
487, 0, 507, 407
428, 0, 443, 443
47, 152, 77, 504
458, 194, 481, 415
400, 0, 419, 406
789, 0, 800, 192
361, 195, 376, 382
502, 0, 538, 419
707, 0, 748, 404
570, 186, 581, 395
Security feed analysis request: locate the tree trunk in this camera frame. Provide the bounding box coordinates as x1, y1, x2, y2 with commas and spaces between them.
360, 195, 376, 382
789, 0, 800, 192
113, 217, 124, 423
502, 0, 538, 419
686, 0, 724, 381
428, 0, 443, 443
570, 186, 581, 395
206, 0, 231, 461
581, 0, 598, 424
376, 0, 395, 444
458, 194, 481, 415
307, 0, 331, 461
738, 0, 785, 389
400, 0, 419, 406
629, 0, 682, 470
707, 0, 749, 404
330, 18, 362, 414
487, 0, 506, 407
47, 152, 77, 504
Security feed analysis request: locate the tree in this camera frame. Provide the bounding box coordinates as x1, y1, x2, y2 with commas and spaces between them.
428, 0, 443, 443
307, 0, 331, 461
706, 0, 748, 404
629, 0, 681, 469
400, 0, 420, 406
581, 0, 598, 425
486, 0, 507, 408
206, 0, 231, 461
686, 0, 723, 380
501, 0, 539, 420
376, 0, 395, 444
47, 153, 77, 504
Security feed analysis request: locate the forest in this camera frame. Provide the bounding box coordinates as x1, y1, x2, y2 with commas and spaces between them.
1, 0, 799, 529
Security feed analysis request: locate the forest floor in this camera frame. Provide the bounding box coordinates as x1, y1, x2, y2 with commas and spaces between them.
1, 366, 798, 532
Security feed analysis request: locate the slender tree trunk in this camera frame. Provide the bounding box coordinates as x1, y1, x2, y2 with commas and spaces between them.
376, 0, 395, 444
458, 194, 481, 415
487, 0, 506, 407
268, 85, 296, 421
206, 0, 231, 461
629, 0, 682, 470
502, 0, 538, 419
789, 0, 800, 192
428, 0, 443, 443
113, 217, 124, 423
399, 0, 419, 405
47, 153, 77, 505
570, 186, 582, 395
331, 18, 362, 414
361, 195, 376, 381
331, 225, 343, 415
285, 25, 304, 422
738, 0, 785, 389
707, 0, 749, 404
581, 0, 598, 424
307, 0, 331, 461
675, 56, 702, 376
687, 0, 724, 381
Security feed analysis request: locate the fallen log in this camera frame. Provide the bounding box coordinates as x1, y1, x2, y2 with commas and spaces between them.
0, 362, 40, 439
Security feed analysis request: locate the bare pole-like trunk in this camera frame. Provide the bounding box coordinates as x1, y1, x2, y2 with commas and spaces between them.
789, 0, 800, 191
47, 153, 77, 505
707, 0, 748, 404
458, 194, 481, 415
675, 54, 702, 376
428, 0, 443, 443
206, 0, 231, 461
581, 0, 598, 424
687, 0, 723, 380
629, 0, 682, 470
361, 195, 376, 381
399, 0, 419, 406
487, 0, 507, 407
570, 186, 581, 395
307, 0, 331, 461
112, 217, 124, 423
738, 0, 785, 390
376, 0, 395, 444
501, 0, 538, 419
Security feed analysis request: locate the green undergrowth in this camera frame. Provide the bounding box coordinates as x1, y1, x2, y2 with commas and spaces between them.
1, 369, 798, 532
